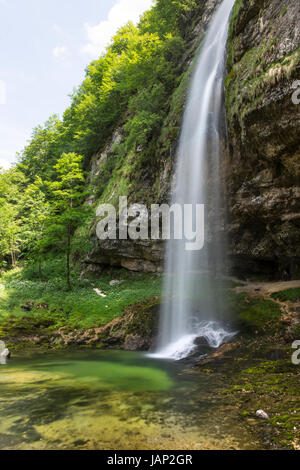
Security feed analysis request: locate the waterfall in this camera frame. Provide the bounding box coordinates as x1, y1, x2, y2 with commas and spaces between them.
154, 0, 236, 360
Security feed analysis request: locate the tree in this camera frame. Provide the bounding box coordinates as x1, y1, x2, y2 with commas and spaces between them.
0, 168, 26, 266
18, 115, 63, 183
19, 178, 50, 278
43, 153, 90, 290
0, 202, 21, 266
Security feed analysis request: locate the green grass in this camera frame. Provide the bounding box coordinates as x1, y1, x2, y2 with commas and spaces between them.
271, 288, 300, 303
231, 293, 282, 330
0, 259, 162, 332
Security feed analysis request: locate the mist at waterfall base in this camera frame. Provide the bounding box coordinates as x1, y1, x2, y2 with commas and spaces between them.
153, 0, 237, 361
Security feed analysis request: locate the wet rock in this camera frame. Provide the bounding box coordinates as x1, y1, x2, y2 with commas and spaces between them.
256, 410, 270, 420
194, 336, 210, 347
21, 302, 35, 311
109, 280, 124, 287
1, 348, 10, 359
193, 336, 214, 356
0, 342, 10, 365
124, 334, 148, 351
36, 303, 49, 310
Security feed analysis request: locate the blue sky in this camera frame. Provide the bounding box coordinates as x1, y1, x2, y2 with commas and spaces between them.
0, 0, 153, 169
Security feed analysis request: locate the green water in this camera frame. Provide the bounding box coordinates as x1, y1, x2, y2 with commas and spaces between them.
0, 350, 261, 450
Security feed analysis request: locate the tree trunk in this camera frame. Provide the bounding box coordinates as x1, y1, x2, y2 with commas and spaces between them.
66, 229, 71, 291
66, 199, 73, 291
11, 248, 15, 267
38, 260, 42, 281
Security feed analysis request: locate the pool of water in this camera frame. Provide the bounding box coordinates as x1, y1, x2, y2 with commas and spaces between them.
0, 350, 261, 450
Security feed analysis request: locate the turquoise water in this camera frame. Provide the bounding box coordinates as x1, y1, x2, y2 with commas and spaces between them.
0, 350, 261, 450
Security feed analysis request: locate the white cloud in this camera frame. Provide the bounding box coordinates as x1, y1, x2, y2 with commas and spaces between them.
0, 124, 31, 169
81, 0, 153, 58
0, 149, 15, 169
0, 80, 7, 105
53, 45, 69, 60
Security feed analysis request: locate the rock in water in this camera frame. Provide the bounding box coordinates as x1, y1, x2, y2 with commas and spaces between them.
194, 336, 210, 347
1, 348, 10, 359
0, 342, 10, 365
256, 410, 269, 420
124, 334, 148, 351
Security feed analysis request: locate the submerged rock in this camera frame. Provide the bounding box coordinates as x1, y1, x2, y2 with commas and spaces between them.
0, 341, 10, 365
194, 336, 210, 347
124, 334, 149, 351
1, 348, 10, 359
256, 410, 270, 420
193, 336, 214, 355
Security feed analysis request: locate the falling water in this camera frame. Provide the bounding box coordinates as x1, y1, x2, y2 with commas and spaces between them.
155, 0, 236, 360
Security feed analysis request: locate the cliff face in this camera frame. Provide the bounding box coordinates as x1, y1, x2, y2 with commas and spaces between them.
85, 0, 300, 278
84, 0, 224, 274
225, 0, 300, 277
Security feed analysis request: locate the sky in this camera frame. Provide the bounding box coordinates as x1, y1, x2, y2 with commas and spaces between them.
0, 0, 153, 169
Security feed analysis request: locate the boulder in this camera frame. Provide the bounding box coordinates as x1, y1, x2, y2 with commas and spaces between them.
0, 342, 10, 365
256, 410, 270, 420
194, 336, 210, 347
21, 302, 35, 311
1, 348, 10, 359
124, 334, 149, 351
109, 280, 124, 287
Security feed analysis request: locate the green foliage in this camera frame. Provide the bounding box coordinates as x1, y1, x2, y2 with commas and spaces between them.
0, 0, 199, 310
0, 168, 49, 266
271, 288, 300, 303
233, 293, 282, 330
227, 0, 243, 47
0, 262, 162, 330
19, 115, 63, 183
15, 0, 193, 203
41, 153, 92, 289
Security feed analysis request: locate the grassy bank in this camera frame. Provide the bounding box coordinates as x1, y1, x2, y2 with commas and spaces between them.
0, 258, 162, 333
271, 288, 300, 303
0, 263, 293, 339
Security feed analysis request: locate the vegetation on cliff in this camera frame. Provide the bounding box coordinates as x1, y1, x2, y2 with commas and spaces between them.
0, 0, 200, 280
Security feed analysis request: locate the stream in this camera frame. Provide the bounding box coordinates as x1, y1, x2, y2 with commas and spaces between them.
0, 349, 262, 450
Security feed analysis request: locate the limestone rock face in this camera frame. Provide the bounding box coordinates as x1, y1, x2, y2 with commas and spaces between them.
124, 334, 149, 351
85, 0, 299, 278
84, 239, 164, 273
225, 0, 300, 277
